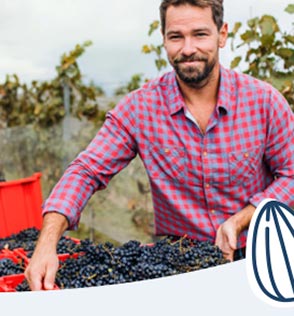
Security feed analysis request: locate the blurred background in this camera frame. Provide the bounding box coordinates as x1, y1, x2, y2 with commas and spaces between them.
0, 0, 292, 92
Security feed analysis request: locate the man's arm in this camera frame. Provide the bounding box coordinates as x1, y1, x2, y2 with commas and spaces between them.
250, 90, 294, 207
42, 96, 138, 231
217, 88, 294, 261
24, 212, 68, 290
25, 96, 138, 290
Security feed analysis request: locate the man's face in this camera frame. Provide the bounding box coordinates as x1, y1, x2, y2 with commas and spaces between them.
163, 4, 227, 88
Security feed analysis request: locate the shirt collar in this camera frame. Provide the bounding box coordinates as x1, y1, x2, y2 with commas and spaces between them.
216, 66, 232, 115
163, 71, 186, 115
164, 66, 233, 116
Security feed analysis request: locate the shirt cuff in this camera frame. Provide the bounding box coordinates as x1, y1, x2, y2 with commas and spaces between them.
42, 208, 80, 231
249, 192, 277, 208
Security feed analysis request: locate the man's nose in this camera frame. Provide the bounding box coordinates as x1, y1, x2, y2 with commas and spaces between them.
181, 37, 197, 56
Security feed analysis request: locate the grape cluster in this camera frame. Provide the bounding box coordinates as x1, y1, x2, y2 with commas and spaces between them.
0, 227, 39, 251
0, 228, 82, 257
15, 278, 30, 292
0, 228, 229, 291
26, 236, 82, 258
55, 236, 229, 290
0, 259, 25, 277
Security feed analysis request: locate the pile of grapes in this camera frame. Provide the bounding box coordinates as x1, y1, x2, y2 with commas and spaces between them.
0, 227, 82, 257
0, 259, 25, 277
0, 228, 229, 291
54, 237, 229, 290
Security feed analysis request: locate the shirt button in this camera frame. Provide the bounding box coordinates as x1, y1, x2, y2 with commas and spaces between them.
211, 210, 216, 214
205, 183, 210, 189
164, 148, 170, 154
203, 151, 208, 156
244, 152, 249, 158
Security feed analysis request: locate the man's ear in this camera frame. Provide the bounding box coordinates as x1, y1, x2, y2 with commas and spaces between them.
219, 22, 228, 48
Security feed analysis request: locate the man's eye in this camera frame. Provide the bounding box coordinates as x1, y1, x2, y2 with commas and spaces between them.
196, 33, 208, 37
168, 35, 181, 40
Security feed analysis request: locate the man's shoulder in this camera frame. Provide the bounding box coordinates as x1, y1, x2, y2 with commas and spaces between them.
111, 71, 175, 115
222, 66, 280, 96
221, 67, 290, 113
138, 70, 175, 93
116, 70, 175, 105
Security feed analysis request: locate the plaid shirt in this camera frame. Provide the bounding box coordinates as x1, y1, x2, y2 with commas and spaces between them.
43, 66, 294, 247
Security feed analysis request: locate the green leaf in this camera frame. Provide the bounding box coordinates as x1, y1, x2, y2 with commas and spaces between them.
231, 22, 242, 35
259, 15, 279, 36
240, 30, 258, 43
155, 45, 163, 55
83, 40, 93, 47
148, 20, 160, 36
276, 48, 294, 59
285, 4, 294, 14
260, 34, 275, 47
276, 48, 294, 69
247, 17, 259, 28
230, 56, 242, 69
155, 59, 167, 71
245, 47, 260, 62
284, 35, 294, 45
141, 45, 151, 54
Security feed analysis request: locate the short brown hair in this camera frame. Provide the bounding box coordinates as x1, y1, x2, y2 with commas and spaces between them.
160, 0, 224, 33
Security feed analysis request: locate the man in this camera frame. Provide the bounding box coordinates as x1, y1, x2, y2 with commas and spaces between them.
25, 0, 294, 290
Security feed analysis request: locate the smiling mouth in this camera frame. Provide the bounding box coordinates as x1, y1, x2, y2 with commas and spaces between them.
175, 57, 207, 65
181, 60, 203, 64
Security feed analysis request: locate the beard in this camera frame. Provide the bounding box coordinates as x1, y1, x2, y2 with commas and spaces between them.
171, 54, 216, 88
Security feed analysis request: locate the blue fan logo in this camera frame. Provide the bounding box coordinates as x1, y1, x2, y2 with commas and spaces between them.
246, 199, 294, 307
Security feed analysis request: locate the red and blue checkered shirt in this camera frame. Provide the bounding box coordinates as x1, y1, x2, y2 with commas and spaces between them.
43, 66, 294, 247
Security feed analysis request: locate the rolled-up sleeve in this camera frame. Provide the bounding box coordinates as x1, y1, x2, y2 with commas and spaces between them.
250, 90, 294, 207
42, 95, 137, 229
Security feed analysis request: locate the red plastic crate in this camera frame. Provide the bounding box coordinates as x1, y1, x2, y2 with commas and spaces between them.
0, 243, 84, 292
64, 236, 81, 244
57, 252, 82, 262
0, 250, 21, 264
0, 273, 25, 292
10, 248, 30, 266
0, 273, 60, 292
0, 173, 43, 238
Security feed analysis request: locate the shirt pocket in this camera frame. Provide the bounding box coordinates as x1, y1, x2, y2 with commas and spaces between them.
146, 144, 187, 182
229, 147, 261, 185
209, 151, 230, 185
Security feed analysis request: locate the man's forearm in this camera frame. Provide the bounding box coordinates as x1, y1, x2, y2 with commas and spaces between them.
249, 176, 294, 209
24, 212, 69, 290
35, 212, 69, 253
231, 204, 256, 235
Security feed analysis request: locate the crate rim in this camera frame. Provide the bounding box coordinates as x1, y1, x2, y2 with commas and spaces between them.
0, 172, 41, 188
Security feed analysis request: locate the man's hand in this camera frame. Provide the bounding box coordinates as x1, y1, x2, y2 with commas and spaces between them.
24, 212, 68, 290
24, 248, 59, 291
215, 204, 256, 261
215, 216, 239, 261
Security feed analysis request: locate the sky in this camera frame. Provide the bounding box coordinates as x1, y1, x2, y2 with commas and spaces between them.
0, 0, 292, 94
